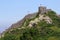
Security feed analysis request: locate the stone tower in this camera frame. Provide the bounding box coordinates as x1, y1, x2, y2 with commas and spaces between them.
38, 6, 47, 14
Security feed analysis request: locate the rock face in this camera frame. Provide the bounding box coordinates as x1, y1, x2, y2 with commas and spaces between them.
28, 14, 52, 27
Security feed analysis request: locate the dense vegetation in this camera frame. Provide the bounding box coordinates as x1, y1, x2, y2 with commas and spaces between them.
0, 11, 60, 40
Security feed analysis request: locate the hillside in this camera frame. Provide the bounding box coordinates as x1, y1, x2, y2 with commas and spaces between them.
0, 6, 60, 40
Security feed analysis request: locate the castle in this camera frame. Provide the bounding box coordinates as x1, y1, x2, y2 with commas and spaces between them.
38, 6, 51, 14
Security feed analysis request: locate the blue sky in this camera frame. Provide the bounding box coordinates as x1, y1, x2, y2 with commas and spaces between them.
0, 0, 60, 33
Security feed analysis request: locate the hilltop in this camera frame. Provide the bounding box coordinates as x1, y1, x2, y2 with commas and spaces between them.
0, 6, 60, 40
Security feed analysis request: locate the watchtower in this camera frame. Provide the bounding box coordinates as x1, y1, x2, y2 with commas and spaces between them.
38, 5, 47, 14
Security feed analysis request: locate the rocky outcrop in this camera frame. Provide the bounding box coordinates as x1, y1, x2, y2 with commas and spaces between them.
28, 14, 52, 27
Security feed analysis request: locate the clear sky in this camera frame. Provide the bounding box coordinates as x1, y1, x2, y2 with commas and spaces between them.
0, 0, 60, 33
